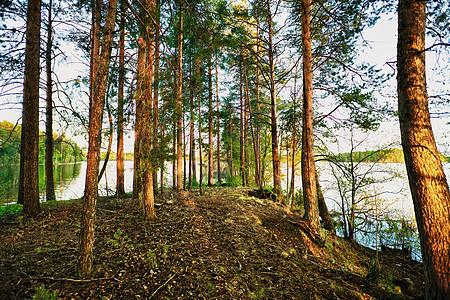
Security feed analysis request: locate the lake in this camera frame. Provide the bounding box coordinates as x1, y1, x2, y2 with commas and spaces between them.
0, 161, 135, 205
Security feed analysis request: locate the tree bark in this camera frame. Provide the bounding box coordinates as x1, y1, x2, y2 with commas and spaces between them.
216, 55, 221, 185
229, 105, 234, 181
397, 0, 450, 297
45, 0, 55, 202
300, 0, 320, 232
175, 0, 183, 190
208, 56, 214, 186
19, 0, 41, 215
78, 0, 118, 278
239, 61, 245, 186
133, 36, 146, 200
116, 4, 125, 196
198, 99, 203, 195
267, 1, 281, 197
141, 0, 156, 221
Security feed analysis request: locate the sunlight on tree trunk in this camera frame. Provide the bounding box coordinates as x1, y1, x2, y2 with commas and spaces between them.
300, 0, 319, 232
78, 0, 118, 278
397, 0, 450, 297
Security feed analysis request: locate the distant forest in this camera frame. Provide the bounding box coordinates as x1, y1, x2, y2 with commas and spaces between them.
0, 121, 82, 165
335, 148, 449, 164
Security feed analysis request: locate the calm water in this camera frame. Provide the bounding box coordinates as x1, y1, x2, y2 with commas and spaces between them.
0, 161, 135, 205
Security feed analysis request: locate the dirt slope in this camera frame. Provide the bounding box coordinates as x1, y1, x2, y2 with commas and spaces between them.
0, 187, 424, 299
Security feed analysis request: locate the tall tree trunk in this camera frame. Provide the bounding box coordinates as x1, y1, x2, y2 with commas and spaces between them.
255, 41, 261, 190
154, 0, 161, 194
175, 0, 183, 190
90, 0, 101, 114
188, 58, 194, 190
18, 0, 41, 215
229, 105, 234, 180
300, 0, 319, 232
183, 114, 187, 190
45, 0, 55, 202
78, 0, 118, 278
133, 36, 146, 200
397, 0, 450, 297
141, 0, 156, 221
172, 124, 176, 188
239, 62, 245, 186
198, 100, 203, 195
215, 55, 221, 185
266, 2, 281, 197
116, 4, 125, 196
208, 56, 214, 186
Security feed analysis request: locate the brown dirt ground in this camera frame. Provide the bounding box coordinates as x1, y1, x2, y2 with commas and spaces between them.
0, 187, 424, 299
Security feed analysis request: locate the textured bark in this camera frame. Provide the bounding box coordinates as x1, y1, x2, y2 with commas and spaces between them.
78, 0, 118, 278
198, 100, 203, 195
188, 58, 195, 190
267, 2, 281, 196
183, 115, 187, 190
397, 0, 450, 297
116, 7, 125, 196
133, 36, 146, 200
154, 0, 161, 194
300, 0, 319, 232
19, 0, 41, 215
229, 105, 234, 180
255, 43, 261, 190
208, 57, 214, 186
89, 0, 101, 114
175, 0, 183, 190
141, 0, 156, 221
239, 62, 245, 186
45, 0, 55, 202
143, 170, 156, 221
216, 56, 221, 185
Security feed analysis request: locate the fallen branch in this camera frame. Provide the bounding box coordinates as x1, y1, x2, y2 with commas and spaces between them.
33, 276, 118, 283
150, 273, 176, 299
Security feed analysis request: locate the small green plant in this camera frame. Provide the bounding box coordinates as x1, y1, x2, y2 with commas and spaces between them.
290, 190, 303, 209
161, 244, 169, 260
108, 228, 131, 248
146, 249, 157, 267
250, 288, 265, 299
33, 284, 58, 300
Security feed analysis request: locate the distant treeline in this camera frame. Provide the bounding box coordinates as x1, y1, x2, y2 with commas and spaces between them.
335, 148, 449, 163
0, 120, 83, 165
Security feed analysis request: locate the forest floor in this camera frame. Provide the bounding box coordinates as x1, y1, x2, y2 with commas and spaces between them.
0, 187, 424, 299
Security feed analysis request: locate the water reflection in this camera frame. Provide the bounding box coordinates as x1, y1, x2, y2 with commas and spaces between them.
0, 161, 134, 205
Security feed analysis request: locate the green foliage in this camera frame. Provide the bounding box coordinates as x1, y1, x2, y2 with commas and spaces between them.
225, 175, 242, 187
0, 203, 22, 219
0, 121, 83, 166
290, 189, 303, 209
33, 284, 58, 300
0, 121, 21, 165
